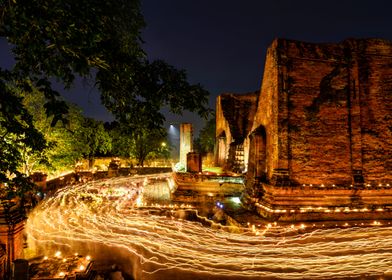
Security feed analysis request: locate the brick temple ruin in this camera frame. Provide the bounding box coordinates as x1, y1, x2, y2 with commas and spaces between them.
216, 38, 392, 221
0, 203, 26, 278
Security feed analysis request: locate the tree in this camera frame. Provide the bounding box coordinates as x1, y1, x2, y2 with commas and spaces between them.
194, 115, 216, 155
75, 118, 112, 169
22, 89, 86, 174
130, 127, 168, 167
99, 59, 211, 131
0, 76, 46, 199
106, 122, 133, 158
107, 121, 170, 167
0, 0, 210, 197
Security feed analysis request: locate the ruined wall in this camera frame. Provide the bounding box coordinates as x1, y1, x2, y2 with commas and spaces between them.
215, 95, 232, 166
357, 41, 392, 183
281, 40, 352, 185
249, 43, 280, 181
215, 93, 258, 170
251, 38, 392, 186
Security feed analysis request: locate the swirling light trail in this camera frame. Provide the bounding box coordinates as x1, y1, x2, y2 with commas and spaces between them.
26, 175, 392, 279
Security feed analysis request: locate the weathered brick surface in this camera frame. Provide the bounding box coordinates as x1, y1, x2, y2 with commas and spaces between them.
218, 38, 392, 220
251, 38, 392, 186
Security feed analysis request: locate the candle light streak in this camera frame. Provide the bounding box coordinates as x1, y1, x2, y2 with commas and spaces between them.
26, 176, 392, 279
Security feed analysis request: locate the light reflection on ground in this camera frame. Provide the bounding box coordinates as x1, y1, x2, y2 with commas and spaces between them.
26, 175, 392, 279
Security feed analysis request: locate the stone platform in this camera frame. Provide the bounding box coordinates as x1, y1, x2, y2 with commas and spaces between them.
171, 172, 244, 204
246, 183, 392, 222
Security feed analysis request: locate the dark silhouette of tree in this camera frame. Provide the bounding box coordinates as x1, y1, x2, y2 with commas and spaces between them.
0, 0, 210, 197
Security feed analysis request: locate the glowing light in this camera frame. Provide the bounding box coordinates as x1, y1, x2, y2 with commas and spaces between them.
231, 197, 241, 204
59, 272, 65, 277
55, 251, 61, 258
25, 175, 392, 280
79, 265, 85, 271
86, 255, 91, 261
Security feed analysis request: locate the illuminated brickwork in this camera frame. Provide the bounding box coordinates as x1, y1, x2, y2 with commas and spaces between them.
217, 38, 392, 220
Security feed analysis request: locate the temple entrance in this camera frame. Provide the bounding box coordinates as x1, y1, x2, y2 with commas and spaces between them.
248, 126, 267, 181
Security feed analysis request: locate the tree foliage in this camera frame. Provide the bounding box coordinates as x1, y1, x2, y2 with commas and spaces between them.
0, 75, 46, 196
0, 0, 210, 197
75, 118, 112, 168
107, 121, 169, 167
22, 90, 87, 174
194, 115, 216, 154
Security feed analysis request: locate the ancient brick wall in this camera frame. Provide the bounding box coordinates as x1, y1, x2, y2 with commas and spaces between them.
215, 92, 258, 170
251, 38, 392, 186
250, 43, 280, 181
280, 40, 352, 185
357, 41, 392, 183
215, 95, 232, 166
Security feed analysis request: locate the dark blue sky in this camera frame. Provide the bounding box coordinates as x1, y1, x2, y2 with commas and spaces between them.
2, 0, 392, 135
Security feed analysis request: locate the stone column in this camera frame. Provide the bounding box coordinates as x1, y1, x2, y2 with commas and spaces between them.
180, 123, 193, 169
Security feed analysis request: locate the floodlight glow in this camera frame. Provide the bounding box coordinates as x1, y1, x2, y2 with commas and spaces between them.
231, 197, 241, 204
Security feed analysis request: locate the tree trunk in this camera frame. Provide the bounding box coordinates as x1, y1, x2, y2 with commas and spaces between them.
88, 157, 95, 170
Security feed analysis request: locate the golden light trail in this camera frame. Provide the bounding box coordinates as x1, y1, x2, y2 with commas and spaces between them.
26, 175, 392, 279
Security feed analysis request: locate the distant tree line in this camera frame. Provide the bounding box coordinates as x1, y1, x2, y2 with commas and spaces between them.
20, 90, 171, 175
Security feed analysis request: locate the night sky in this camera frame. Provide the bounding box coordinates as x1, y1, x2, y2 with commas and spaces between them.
2, 0, 392, 135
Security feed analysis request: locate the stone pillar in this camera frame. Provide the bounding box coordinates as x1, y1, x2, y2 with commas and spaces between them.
0, 202, 26, 278
180, 123, 193, 168
187, 152, 202, 173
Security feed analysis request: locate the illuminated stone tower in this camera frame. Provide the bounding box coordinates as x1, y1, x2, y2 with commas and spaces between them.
180, 123, 193, 169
